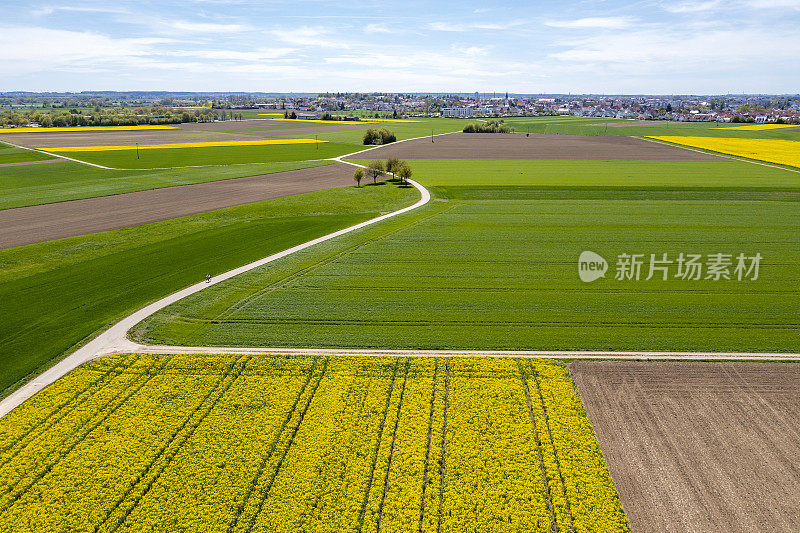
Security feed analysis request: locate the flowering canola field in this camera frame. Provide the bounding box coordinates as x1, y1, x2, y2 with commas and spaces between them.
43, 139, 328, 152
0, 355, 629, 532
713, 124, 799, 131
648, 136, 800, 168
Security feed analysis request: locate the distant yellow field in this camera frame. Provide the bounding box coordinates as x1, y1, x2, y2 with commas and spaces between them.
0, 125, 177, 134
648, 136, 800, 167
44, 138, 328, 152
714, 124, 799, 131
360, 118, 422, 123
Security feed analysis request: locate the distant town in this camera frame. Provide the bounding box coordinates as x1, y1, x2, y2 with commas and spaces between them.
1, 91, 799, 126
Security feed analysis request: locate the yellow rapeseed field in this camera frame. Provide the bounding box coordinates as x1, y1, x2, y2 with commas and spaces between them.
648, 136, 800, 168
0, 355, 630, 532
43, 138, 328, 152
0, 125, 178, 134
714, 124, 799, 131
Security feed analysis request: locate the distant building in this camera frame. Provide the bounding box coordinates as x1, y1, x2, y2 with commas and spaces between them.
296, 113, 320, 120
442, 107, 475, 117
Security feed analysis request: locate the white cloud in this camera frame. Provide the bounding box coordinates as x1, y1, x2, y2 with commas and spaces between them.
548, 27, 800, 71
0, 27, 165, 74
270, 26, 350, 48
364, 23, 394, 34
662, 0, 722, 13
545, 17, 637, 29
427, 19, 529, 32
169, 21, 249, 33
745, 0, 800, 7
32, 5, 129, 16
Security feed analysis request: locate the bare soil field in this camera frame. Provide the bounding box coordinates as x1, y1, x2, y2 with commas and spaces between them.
570, 361, 800, 533
0, 163, 356, 248
360, 132, 723, 160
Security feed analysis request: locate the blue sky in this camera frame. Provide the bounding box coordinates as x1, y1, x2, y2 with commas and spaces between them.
2, 0, 798, 93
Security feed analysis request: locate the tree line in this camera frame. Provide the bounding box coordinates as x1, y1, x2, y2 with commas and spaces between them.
353, 158, 413, 186
462, 119, 512, 133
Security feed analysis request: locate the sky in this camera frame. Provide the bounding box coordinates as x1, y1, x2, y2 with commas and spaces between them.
1, 0, 799, 94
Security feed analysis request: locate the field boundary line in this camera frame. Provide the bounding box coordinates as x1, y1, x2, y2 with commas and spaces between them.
0, 144, 432, 420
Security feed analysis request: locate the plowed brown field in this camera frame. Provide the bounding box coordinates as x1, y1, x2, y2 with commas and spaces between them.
570, 361, 800, 532
360, 132, 724, 160
0, 163, 355, 247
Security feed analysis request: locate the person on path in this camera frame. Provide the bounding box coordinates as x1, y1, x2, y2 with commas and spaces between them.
206, 274, 211, 283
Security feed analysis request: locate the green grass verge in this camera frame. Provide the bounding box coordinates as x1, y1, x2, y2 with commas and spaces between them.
46, 142, 359, 169
0, 182, 417, 396
0, 142, 54, 164
0, 160, 332, 210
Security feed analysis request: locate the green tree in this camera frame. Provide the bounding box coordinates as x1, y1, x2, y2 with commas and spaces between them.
385, 157, 401, 180
367, 160, 384, 183
397, 161, 412, 184
353, 168, 364, 187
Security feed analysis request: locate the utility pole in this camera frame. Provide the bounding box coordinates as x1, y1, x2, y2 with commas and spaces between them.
431, 129, 434, 143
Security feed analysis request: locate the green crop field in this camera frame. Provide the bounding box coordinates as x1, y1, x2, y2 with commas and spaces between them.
0, 160, 332, 209
138, 159, 800, 353
45, 142, 358, 169
0, 183, 416, 396
353, 159, 800, 190
0, 142, 54, 165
